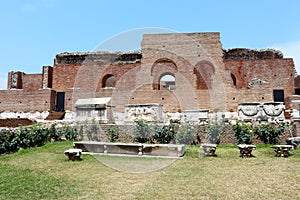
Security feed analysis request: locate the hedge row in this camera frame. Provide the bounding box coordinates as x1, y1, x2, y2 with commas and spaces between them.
0, 124, 78, 155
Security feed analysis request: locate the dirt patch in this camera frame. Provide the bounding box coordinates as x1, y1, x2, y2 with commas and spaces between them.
0, 118, 36, 127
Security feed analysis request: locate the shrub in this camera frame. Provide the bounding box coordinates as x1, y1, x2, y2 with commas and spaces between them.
15, 126, 34, 148
108, 125, 120, 142
13, 124, 48, 149
0, 123, 82, 155
48, 124, 61, 141
153, 122, 176, 144
205, 116, 224, 144
60, 124, 78, 140
85, 119, 100, 141
31, 124, 48, 147
0, 129, 18, 154
133, 119, 151, 143
232, 122, 253, 144
254, 123, 285, 144
77, 125, 84, 141
176, 122, 197, 145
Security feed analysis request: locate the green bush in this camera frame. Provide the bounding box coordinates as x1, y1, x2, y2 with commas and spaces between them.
133, 119, 152, 143
48, 124, 62, 141
0, 123, 80, 155
13, 124, 48, 149
254, 123, 285, 144
176, 122, 197, 145
153, 122, 176, 144
59, 124, 78, 140
31, 124, 48, 147
232, 122, 253, 144
0, 129, 18, 154
108, 125, 120, 142
206, 116, 224, 144
85, 119, 100, 141
15, 126, 34, 149
77, 125, 84, 141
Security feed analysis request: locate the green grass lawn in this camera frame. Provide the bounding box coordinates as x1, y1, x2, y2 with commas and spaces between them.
0, 141, 299, 200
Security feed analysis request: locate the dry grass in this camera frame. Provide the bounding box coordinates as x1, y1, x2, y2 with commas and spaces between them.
0, 142, 299, 200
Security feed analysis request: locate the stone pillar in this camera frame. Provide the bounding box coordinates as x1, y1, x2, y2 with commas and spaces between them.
8, 71, 23, 89
42, 66, 53, 89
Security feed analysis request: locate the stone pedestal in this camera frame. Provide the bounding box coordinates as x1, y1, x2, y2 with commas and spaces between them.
237, 144, 256, 158
270, 145, 294, 157
200, 143, 217, 156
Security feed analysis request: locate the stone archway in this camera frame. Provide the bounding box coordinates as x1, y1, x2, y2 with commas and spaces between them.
194, 61, 215, 90
151, 58, 178, 90
102, 74, 116, 88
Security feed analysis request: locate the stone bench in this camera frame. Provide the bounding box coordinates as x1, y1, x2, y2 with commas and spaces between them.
73, 141, 185, 157
200, 143, 217, 156
64, 149, 82, 161
237, 144, 256, 158
270, 145, 294, 157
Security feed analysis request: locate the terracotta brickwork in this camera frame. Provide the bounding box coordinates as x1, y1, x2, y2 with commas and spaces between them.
0, 32, 297, 114
0, 89, 55, 112
22, 74, 43, 91
224, 58, 295, 111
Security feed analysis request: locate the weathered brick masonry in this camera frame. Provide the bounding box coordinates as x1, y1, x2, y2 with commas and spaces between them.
0, 32, 297, 115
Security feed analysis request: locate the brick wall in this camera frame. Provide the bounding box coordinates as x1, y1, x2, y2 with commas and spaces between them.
0, 32, 297, 114
42, 66, 53, 89
0, 89, 55, 112
22, 74, 43, 91
224, 58, 295, 111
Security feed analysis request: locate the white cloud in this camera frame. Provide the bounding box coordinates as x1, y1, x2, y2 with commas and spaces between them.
270, 41, 300, 74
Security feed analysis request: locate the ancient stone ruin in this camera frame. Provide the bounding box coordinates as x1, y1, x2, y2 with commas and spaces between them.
0, 32, 299, 124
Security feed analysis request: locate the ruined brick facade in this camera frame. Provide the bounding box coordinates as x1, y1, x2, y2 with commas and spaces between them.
0, 32, 297, 115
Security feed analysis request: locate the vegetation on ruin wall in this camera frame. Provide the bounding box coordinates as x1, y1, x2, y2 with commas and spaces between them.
132, 119, 289, 145
0, 119, 291, 155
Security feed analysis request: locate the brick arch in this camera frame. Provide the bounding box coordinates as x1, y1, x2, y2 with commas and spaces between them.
151, 58, 178, 90
231, 73, 237, 86
194, 61, 215, 89
102, 74, 116, 88
151, 58, 178, 76
157, 72, 176, 90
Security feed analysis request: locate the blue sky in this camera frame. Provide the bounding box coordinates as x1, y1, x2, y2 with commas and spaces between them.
0, 0, 300, 89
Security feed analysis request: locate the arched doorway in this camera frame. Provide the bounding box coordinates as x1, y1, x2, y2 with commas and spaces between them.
102, 74, 116, 88
159, 74, 175, 90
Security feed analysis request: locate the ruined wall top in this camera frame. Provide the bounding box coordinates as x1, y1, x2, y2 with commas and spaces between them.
223, 48, 283, 60
55, 52, 142, 64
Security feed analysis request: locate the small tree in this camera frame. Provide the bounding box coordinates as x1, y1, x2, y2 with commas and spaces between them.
232, 122, 253, 144
153, 122, 176, 144
205, 116, 224, 144
108, 125, 120, 143
254, 122, 285, 144
48, 123, 61, 141
133, 119, 151, 143
86, 119, 100, 141
61, 124, 78, 140
176, 121, 197, 145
